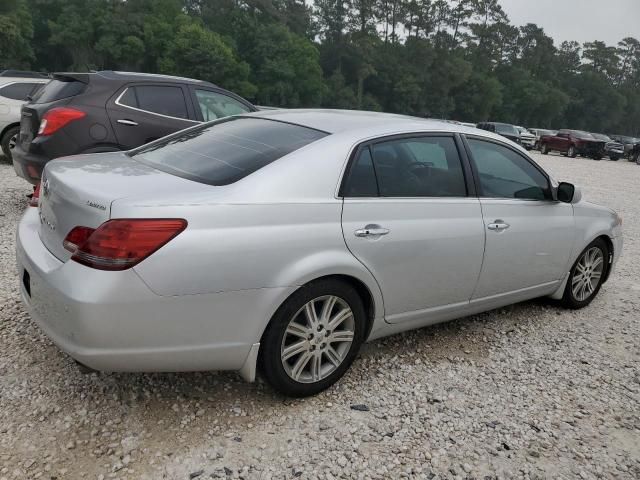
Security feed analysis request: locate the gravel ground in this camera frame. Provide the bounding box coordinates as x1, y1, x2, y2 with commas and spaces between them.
0, 152, 638, 480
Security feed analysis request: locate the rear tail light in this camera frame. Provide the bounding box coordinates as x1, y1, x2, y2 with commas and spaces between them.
38, 107, 86, 136
28, 182, 41, 207
63, 219, 187, 271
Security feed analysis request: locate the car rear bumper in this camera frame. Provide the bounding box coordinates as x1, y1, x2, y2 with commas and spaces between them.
12, 144, 48, 184
16, 207, 293, 373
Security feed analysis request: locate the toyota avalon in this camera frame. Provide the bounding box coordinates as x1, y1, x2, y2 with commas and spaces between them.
16, 110, 623, 397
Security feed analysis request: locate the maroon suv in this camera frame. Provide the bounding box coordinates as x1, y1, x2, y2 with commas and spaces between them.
539, 130, 605, 160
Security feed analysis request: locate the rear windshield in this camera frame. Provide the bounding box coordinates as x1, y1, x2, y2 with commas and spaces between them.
131, 117, 328, 185
31, 79, 86, 104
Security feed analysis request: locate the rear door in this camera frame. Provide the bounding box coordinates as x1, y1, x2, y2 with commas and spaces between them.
107, 83, 198, 149
464, 136, 574, 299
341, 134, 485, 323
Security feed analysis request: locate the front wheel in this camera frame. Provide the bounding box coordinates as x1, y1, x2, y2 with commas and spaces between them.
260, 279, 366, 397
568, 145, 577, 158
541, 143, 549, 155
561, 239, 608, 309
609, 155, 619, 161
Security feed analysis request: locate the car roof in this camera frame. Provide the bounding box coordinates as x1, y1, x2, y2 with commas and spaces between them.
53, 70, 216, 87
244, 109, 479, 136
0, 76, 48, 84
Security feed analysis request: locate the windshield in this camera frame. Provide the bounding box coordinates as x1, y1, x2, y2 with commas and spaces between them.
495, 124, 517, 135
572, 131, 595, 140
132, 117, 328, 186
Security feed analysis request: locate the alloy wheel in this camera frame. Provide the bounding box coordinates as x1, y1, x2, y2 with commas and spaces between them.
8, 133, 17, 150
571, 247, 604, 302
280, 295, 355, 383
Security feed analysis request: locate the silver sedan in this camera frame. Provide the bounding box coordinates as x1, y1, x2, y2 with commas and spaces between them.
16, 110, 623, 397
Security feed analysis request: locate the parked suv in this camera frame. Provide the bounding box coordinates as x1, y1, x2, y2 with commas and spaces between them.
591, 133, 624, 161
0, 76, 49, 160
13, 71, 256, 184
476, 122, 520, 144
515, 126, 535, 150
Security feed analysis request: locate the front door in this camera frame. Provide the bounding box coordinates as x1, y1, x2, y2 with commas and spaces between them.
340, 134, 485, 323
465, 137, 574, 299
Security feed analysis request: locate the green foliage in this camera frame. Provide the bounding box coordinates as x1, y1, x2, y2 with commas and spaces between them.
158, 22, 256, 98
0, 0, 34, 68
8, 0, 640, 135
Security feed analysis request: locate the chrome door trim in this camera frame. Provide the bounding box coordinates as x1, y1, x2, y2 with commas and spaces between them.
114, 88, 200, 124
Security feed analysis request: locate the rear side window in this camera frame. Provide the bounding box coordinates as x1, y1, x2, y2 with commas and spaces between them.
130, 85, 188, 119
0, 82, 40, 100
132, 117, 328, 185
31, 79, 86, 103
343, 148, 378, 197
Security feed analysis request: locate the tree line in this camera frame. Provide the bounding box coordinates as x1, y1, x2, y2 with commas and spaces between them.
1, 0, 639, 135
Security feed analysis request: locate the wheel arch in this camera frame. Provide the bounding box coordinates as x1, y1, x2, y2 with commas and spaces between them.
240, 269, 384, 383
0, 121, 20, 141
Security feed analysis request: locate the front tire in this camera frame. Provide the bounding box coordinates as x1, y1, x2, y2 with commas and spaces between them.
541, 143, 549, 155
1, 125, 20, 161
568, 145, 577, 158
561, 239, 608, 309
260, 279, 366, 397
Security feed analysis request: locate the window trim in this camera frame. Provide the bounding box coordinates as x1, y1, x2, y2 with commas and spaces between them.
461, 134, 554, 202
114, 85, 199, 124
338, 132, 473, 199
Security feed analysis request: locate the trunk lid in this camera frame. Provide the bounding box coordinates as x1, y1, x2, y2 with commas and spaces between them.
37, 152, 206, 261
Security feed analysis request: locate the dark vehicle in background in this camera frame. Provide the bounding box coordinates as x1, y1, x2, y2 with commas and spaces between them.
476, 122, 521, 144
591, 133, 624, 161
609, 135, 640, 160
539, 130, 605, 160
13, 71, 256, 184
528, 128, 557, 150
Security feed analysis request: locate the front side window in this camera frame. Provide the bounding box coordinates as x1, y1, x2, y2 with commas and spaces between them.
353, 136, 467, 197
195, 90, 251, 121
132, 117, 328, 185
124, 85, 189, 119
0, 82, 40, 100
467, 138, 550, 200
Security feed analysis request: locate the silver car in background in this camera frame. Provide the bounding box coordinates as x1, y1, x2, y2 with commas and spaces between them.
16, 110, 623, 397
0, 76, 49, 159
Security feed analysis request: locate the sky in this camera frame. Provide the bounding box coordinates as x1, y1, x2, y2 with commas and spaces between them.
499, 0, 640, 46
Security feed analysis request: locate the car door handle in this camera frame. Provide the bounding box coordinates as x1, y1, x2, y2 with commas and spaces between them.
487, 220, 510, 231
117, 119, 138, 126
355, 225, 390, 237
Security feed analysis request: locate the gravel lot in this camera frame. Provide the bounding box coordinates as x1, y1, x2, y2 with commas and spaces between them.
1, 151, 638, 480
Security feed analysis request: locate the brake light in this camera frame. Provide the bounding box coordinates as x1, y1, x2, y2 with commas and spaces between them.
29, 182, 41, 207
63, 226, 96, 253
63, 219, 187, 271
38, 107, 86, 136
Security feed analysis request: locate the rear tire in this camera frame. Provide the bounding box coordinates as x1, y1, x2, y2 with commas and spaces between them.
561, 238, 608, 309
259, 279, 366, 397
609, 155, 619, 161
568, 145, 577, 158
541, 143, 549, 155
1, 125, 20, 161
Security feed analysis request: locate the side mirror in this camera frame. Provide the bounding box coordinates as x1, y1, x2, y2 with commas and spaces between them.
557, 182, 581, 203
